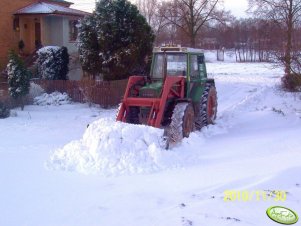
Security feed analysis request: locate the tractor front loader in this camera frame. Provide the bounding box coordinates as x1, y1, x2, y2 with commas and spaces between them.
116, 45, 217, 148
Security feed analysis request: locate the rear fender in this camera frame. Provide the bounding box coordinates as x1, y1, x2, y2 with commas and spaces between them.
206, 79, 215, 86
190, 79, 215, 103
190, 82, 205, 103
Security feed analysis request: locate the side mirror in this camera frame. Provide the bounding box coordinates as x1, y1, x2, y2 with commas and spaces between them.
197, 55, 204, 64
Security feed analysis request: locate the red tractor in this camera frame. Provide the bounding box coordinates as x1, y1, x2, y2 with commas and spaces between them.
116, 46, 217, 148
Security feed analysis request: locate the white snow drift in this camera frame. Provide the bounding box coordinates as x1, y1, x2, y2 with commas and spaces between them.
47, 118, 165, 175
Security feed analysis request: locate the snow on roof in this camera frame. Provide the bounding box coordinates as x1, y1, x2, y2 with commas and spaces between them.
51, 0, 73, 4
14, 2, 89, 17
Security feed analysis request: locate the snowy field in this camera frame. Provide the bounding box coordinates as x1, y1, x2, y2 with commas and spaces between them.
1, 59, 301, 226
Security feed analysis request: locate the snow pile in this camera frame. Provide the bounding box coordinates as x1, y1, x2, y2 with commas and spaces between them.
47, 118, 165, 175
34, 91, 71, 106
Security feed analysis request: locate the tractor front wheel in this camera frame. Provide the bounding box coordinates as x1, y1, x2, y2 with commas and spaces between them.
165, 102, 195, 148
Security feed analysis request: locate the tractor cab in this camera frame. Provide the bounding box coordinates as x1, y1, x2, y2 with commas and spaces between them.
116, 45, 217, 148
151, 46, 207, 80
139, 46, 208, 99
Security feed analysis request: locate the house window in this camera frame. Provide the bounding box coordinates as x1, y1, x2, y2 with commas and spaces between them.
13, 18, 20, 31
69, 20, 78, 42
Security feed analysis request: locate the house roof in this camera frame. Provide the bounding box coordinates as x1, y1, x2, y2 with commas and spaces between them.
51, 0, 73, 4
46, 0, 74, 6
14, 1, 89, 17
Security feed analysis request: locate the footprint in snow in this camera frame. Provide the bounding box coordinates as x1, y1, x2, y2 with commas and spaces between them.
182, 217, 193, 226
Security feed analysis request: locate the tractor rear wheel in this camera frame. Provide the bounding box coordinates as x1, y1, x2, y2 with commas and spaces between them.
165, 102, 195, 148
195, 83, 217, 130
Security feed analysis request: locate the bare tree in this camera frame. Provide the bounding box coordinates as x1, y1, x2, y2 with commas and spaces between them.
137, 0, 158, 25
249, 0, 301, 90
161, 0, 221, 47
136, 0, 169, 45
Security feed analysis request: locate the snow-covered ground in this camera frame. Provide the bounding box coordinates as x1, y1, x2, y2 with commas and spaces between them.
1, 60, 301, 226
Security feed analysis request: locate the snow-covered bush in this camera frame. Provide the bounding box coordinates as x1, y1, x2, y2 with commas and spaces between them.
37, 46, 69, 80
34, 91, 71, 106
77, 0, 154, 80
282, 73, 301, 91
7, 51, 31, 110
29, 82, 45, 99
0, 102, 10, 119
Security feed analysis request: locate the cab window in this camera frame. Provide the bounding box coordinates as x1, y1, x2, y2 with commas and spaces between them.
152, 53, 187, 78
166, 54, 187, 76
190, 55, 199, 79
197, 55, 206, 79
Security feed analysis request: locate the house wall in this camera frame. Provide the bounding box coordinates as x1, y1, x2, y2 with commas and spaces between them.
0, 0, 85, 80
19, 16, 42, 54
43, 16, 64, 47
62, 17, 78, 53
42, 16, 83, 80
0, 0, 79, 71
42, 16, 77, 54
62, 17, 83, 80
0, 0, 36, 70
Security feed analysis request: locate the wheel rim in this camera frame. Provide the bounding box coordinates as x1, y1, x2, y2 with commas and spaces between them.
183, 106, 195, 137
207, 90, 216, 121
208, 95, 214, 118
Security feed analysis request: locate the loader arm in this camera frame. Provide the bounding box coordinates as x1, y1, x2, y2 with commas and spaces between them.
116, 76, 185, 128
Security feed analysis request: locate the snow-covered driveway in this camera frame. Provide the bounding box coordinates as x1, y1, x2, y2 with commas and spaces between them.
0, 62, 300, 226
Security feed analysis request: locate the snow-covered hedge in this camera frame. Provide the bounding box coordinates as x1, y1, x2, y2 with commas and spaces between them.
7, 52, 31, 100
37, 46, 69, 80
34, 91, 71, 106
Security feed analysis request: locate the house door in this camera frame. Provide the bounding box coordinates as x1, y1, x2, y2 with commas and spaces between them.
35, 22, 41, 49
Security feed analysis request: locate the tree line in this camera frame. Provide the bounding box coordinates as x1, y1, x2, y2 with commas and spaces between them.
77, 0, 301, 90
135, 0, 301, 90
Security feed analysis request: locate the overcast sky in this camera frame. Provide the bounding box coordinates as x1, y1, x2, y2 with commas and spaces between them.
224, 0, 248, 18
71, 0, 249, 18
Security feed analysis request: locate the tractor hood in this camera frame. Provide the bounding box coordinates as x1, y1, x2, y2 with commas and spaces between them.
139, 81, 163, 98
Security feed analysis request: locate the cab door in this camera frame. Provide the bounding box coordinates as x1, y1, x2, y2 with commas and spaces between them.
197, 54, 207, 80
189, 54, 207, 102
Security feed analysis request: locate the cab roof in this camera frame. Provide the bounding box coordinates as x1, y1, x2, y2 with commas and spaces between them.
153, 45, 204, 54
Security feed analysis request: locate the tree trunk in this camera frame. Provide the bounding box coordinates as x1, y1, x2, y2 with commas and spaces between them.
190, 35, 196, 48
189, 0, 195, 48
20, 97, 24, 111
285, 0, 293, 76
